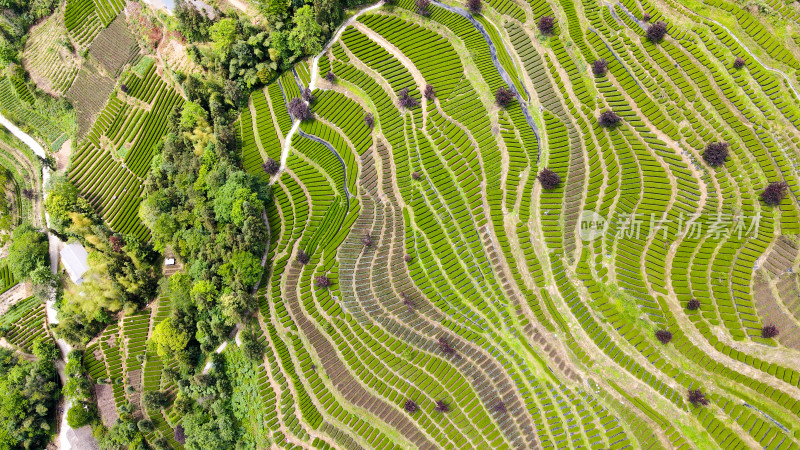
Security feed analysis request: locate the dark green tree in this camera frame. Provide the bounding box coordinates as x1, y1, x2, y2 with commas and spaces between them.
7, 223, 48, 281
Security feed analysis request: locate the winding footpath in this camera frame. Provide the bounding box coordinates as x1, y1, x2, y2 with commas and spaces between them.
431, 0, 541, 158
0, 113, 83, 449
279, 0, 542, 170
279, 1, 386, 169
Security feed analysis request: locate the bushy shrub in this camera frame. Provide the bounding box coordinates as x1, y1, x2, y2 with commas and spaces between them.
538, 16, 555, 35
687, 389, 709, 406
404, 399, 419, 413
262, 157, 280, 175
438, 336, 455, 355
67, 403, 95, 428
137, 419, 155, 433
655, 330, 672, 344
302, 88, 314, 103
364, 113, 374, 128
687, 298, 701, 310
424, 84, 435, 100
398, 87, 419, 108
733, 57, 746, 69
598, 110, 622, 127
467, 0, 481, 14
537, 168, 561, 189
646, 22, 668, 43
592, 59, 608, 76
297, 249, 310, 265
288, 98, 312, 120
143, 391, 169, 410
762, 325, 779, 339
324, 71, 335, 83
315, 276, 331, 288
400, 292, 415, 311
495, 87, 515, 108
702, 142, 729, 167
761, 181, 788, 206
435, 400, 450, 413
361, 234, 374, 248
417, 0, 431, 16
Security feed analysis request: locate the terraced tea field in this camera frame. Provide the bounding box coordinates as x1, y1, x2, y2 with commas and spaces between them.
68, 58, 182, 239
72, 0, 800, 447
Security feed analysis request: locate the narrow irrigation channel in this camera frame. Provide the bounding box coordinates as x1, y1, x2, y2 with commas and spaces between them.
297, 130, 353, 223
431, 0, 542, 160
279, 1, 386, 169
277, 75, 352, 234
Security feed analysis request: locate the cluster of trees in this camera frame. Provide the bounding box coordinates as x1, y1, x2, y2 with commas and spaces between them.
398, 87, 419, 108
171, 354, 237, 449
0, 0, 58, 65
6, 222, 51, 298
139, 97, 270, 364
402, 398, 451, 414
97, 401, 152, 448
45, 176, 161, 346
0, 341, 59, 449
174, 0, 349, 88
63, 350, 98, 429
0, 169, 12, 246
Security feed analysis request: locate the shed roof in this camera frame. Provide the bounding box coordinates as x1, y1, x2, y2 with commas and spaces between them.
61, 242, 89, 284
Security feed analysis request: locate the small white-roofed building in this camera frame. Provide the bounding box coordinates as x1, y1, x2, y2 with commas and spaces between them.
61, 242, 90, 284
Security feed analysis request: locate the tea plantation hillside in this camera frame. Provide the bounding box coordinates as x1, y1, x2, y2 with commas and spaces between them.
9, 0, 800, 447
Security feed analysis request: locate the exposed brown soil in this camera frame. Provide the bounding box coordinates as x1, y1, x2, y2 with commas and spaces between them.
94, 384, 119, 427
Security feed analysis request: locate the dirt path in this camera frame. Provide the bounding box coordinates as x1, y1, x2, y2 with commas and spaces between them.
279, 1, 385, 169
0, 113, 92, 450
